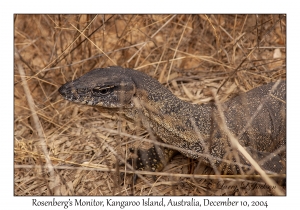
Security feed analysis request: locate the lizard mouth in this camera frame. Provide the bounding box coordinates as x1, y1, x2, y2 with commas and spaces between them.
58, 82, 85, 104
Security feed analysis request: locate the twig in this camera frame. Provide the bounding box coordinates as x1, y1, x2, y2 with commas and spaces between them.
15, 49, 59, 195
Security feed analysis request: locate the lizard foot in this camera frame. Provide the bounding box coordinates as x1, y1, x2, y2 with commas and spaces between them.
120, 146, 178, 184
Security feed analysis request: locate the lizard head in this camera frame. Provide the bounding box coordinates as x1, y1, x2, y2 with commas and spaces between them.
58, 66, 136, 108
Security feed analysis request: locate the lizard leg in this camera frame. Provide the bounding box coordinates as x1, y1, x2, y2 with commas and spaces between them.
242, 146, 286, 174
220, 146, 286, 174
121, 146, 178, 183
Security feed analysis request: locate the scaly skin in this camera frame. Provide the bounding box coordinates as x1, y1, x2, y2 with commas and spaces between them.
59, 66, 286, 174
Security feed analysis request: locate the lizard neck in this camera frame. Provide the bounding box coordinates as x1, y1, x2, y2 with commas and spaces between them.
123, 78, 214, 159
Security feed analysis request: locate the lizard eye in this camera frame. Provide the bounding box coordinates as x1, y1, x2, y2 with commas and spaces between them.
92, 86, 114, 95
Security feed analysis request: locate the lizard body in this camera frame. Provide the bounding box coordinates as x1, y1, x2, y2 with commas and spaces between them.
59, 66, 286, 174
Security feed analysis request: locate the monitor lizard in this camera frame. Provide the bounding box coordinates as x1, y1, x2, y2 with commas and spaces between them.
58, 66, 286, 175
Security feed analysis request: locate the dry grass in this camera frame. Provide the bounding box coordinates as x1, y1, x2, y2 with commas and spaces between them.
14, 14, 286, 196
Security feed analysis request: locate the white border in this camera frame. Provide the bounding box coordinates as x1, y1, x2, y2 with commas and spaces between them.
3, 0, 298, 208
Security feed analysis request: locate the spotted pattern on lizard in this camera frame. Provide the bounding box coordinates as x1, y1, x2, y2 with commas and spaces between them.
59, 66, 286, 174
